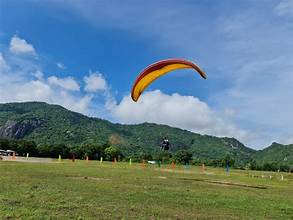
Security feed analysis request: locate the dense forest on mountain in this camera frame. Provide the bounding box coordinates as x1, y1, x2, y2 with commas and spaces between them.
0, 102, 291, 171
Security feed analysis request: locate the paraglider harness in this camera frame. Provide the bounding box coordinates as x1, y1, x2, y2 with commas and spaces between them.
161, 138, 170, 151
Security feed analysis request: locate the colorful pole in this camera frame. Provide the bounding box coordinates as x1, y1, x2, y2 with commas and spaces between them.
226, 162, 230, 175
171, 161, 176, 170
201, 163, 205, 173
12, 152, 16, 160
113, 157, 117, 165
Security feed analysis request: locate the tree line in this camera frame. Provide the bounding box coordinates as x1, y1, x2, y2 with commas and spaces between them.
0, 139, 122, 161
0, 138, 291, 172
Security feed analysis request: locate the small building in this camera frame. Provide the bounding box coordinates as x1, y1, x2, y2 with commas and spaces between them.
0, 149, 15, 156
0, 149, 8, 156
6, 150, 15, 156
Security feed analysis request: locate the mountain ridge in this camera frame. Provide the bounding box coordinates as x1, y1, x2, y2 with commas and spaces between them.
0, 102, 292, 167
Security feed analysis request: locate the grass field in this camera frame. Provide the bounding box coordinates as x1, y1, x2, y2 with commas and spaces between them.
0, 159, 292, 219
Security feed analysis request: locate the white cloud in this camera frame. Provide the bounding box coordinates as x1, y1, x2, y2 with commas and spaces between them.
58, 91, 92, 114
15, 80, 52, 101
32, 70, 44, 80
84, 72, 107, 92
0, 41, 92, 115
212, 5, 293, 148
110, 90, 251, 141
0, 78, 92, 114
0, 53, 9, 72
56, 62, 66, 69
9, 35, 36, 55
48, 76, 80, 91
275, 0, 293, 16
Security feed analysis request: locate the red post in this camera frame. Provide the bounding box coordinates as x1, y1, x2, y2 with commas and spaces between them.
12, 152, 16, 160
201, 163, 205, 173
171, 161, 176, 170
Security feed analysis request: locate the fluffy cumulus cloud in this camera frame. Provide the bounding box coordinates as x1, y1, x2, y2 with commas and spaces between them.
48, 76, 80, 91
9, 35, 36, 55
84, 72, 107, 92
0, 36, 95, 114
110, 90, 251, 141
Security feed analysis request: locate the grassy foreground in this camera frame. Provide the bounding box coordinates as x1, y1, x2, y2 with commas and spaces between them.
0, 159, 292, 219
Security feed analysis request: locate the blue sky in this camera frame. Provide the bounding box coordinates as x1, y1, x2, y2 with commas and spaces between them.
1, 0, 293, 149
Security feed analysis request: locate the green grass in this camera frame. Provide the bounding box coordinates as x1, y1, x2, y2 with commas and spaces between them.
0, 160, 292, 219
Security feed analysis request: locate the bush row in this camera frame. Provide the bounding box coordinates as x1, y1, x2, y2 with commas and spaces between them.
0, 139, 291, 172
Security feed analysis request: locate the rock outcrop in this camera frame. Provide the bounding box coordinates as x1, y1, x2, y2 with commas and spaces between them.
0, 119, 43, 139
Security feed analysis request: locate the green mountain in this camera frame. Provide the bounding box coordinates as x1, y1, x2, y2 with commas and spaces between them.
253, 142, 293, 165
0, 102, 291, 168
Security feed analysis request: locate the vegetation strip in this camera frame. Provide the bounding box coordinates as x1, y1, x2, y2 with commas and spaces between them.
0, 102, 292, 173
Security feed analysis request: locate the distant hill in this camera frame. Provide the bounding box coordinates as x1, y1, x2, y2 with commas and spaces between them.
253, 142, 293, 165
0, 102, 291, 167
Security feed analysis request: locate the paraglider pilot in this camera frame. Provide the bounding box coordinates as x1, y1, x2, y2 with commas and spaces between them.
161, 137, 170, 151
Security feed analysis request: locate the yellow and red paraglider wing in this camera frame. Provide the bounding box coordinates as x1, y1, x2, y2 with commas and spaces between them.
131, 59, 206, 102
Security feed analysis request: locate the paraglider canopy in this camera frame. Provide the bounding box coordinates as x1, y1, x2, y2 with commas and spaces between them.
131, 58, 206, 102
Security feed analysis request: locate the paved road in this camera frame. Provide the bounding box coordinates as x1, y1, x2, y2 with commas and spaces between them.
1, 156, 55, 163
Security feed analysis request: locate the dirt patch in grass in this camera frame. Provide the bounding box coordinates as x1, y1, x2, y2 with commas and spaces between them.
155, 168, 195, 174
70, 176, 111, 181
158, 176, 167, 179
1, 156, 55, 163
180, 178, 268, 189
155, 168, 215, 176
